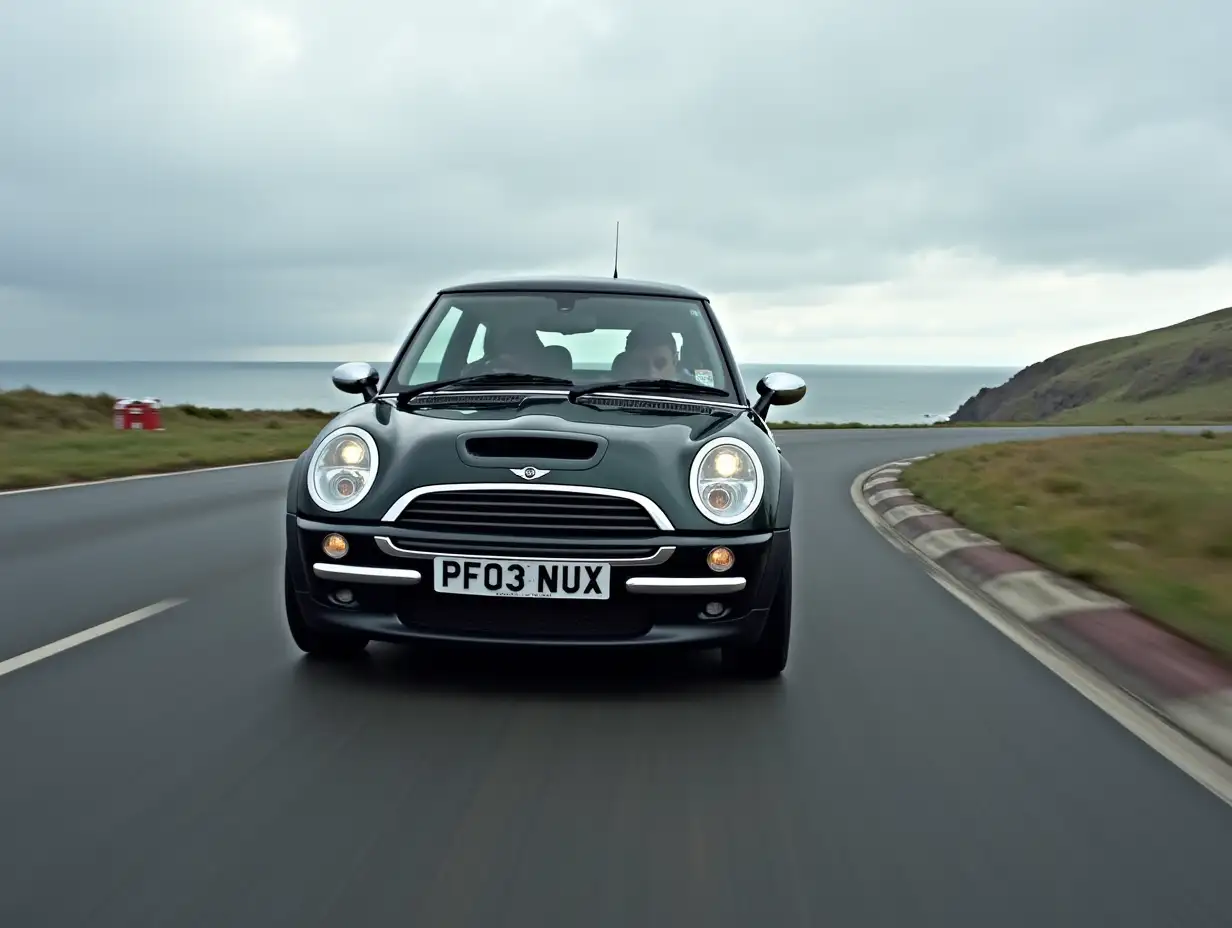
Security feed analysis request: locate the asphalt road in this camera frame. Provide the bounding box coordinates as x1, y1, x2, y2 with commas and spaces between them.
2, 426, 1231, 927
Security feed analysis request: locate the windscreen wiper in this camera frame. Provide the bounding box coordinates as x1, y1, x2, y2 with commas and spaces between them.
568, 378, 730, 403
396, 372, 574, 405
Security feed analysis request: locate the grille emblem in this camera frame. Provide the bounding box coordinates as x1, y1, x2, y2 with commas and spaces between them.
512, 466, 550, 480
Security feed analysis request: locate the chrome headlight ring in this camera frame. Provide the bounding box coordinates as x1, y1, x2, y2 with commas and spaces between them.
689, 436, 764, 525
306, 426, 381, 513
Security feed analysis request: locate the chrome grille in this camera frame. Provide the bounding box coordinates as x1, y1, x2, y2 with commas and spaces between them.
393, 488, 660, 537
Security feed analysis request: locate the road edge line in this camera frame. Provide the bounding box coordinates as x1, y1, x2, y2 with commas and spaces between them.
0, 459, 298, 498
0, 598, 188, 681
850, 458, 1232, 809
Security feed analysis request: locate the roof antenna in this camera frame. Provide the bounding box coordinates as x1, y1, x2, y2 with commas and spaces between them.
612, 221, 620, 279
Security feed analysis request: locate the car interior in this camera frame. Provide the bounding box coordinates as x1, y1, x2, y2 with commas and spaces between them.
394, 293, 733, 391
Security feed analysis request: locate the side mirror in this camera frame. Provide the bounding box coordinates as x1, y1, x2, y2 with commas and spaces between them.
332, 362, 381, 402
752, 371, 807, 419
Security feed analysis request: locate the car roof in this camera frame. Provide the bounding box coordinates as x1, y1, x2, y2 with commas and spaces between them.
437, 275, 709, 301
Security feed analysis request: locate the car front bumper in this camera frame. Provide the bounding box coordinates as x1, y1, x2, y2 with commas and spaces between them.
285, 514, 791, 649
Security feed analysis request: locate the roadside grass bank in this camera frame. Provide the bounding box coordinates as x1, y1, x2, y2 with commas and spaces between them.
2, 387, 1220, 492
0, 389, 332, 490
2, 389, 959, 490
901, 432, 1232, 660
773, 420, 934, 429
776, 420, 1076, 429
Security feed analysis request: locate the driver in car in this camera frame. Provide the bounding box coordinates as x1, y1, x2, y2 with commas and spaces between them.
622, 322, 682, 380
464, 322, 547, 375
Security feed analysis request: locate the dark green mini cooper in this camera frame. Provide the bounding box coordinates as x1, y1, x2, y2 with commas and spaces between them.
283, 276, 806, 677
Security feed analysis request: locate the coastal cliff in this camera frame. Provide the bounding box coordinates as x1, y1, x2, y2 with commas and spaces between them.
948, 306, 1232, 424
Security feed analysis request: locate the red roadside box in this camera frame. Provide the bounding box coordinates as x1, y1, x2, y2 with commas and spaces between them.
113, 398, 131, 429
141, 397, 164, 431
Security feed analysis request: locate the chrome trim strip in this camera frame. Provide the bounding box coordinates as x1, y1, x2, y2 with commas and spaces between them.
375, 536, 676, 566
380, 482, 675, 531
625, 577, 747, 594
375, 389, 746, 411
312, 563, 423, 585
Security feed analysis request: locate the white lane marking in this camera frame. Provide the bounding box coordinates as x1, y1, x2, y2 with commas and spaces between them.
867, 487, 913, 506
981, 570, 1127, 623
849, 462, 1232, 809
882, 503, 942, 526
913, 526, 998, 560
0, 459, 297, 498
0, 599, 186, 680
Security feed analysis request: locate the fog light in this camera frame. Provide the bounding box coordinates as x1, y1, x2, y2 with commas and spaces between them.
322, 533, 349, 559
334, 588, 354, 604
706, 546, 734, 572
704, 601, 725, 617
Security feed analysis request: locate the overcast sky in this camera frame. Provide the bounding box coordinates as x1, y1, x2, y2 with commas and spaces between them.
2, 0, 1229, 367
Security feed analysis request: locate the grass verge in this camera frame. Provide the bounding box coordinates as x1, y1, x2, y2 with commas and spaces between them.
0, 389, 963, 490
772, 420, 935, 429
0, 389, 333, 491
901, 431, 1232, 659
2, 387, 1214, 493
772, 420, 1100, 429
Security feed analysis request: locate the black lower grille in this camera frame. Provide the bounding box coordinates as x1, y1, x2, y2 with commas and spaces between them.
394, 488, 660, 537
397, 594, 654, 640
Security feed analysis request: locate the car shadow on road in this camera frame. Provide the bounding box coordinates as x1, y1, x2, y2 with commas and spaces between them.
286, 641, 784, 703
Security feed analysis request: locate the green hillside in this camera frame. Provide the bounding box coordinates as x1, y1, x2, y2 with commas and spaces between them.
948, 305, 1232, 424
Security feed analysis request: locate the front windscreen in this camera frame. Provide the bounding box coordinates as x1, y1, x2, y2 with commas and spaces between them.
387, 291, 737, 397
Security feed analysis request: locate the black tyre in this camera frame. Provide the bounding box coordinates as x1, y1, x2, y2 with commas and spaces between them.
284, 562, 369, 659
722, 555, 792, 679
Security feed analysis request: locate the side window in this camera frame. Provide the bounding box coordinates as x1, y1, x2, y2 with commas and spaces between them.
467, 324, 487, 364
399, 304, 463, 385
418, 305, 462, 363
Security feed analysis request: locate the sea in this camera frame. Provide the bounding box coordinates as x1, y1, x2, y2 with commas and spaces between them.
0, 361, 1017, 425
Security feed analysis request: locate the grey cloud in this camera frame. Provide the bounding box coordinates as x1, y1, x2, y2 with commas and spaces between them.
1, 0, 1229, 357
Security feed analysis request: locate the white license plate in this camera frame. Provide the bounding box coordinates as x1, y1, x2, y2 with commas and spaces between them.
432, 557, 611, 600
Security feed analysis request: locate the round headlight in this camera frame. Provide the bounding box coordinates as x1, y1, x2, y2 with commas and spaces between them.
689, 437, 764, 525
307, 427, 380, 512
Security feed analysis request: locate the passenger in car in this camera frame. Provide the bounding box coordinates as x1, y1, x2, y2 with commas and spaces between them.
542, 344, 574, 379
618, 322, 684, 381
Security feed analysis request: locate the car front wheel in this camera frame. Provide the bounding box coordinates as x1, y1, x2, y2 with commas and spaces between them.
722, 555, 792, 679
284, 562, 370, 659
